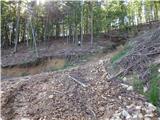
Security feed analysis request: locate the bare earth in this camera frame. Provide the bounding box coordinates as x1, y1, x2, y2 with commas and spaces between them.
1, 51, 159, 120
1, 38, 112, 67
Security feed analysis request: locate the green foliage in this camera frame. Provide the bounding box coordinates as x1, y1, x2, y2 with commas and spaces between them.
111, 49, 128, 64
146, 64, 160, 106
1, 0, 160, 48
111, 44, 130, 64
132, 64, 160, 106
133, 78, 144, 94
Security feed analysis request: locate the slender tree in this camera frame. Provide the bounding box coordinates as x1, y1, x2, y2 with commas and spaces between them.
14, 1, 20, 52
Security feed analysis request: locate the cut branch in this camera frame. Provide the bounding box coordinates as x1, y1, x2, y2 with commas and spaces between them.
68, 75, 88, 88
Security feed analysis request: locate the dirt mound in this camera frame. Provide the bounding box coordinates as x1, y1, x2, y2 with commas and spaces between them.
1, 55, 159, 120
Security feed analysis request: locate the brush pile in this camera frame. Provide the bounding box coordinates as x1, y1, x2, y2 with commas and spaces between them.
112, 27, 160, 83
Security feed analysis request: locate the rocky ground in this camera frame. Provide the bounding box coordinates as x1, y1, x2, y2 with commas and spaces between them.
1, 52, 160, 120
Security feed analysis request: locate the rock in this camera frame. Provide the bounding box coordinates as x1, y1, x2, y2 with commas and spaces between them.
144, 117, 151, 120
21, 118, 30, 120
118, 96, 122, 99
121, 83, 129, 88
144, 113, 154, 117
48, 95, 54, 99
135, 106, 141, 110
133, 114, 138, 119
99, 106, 105, 111
127, 86, 133, 91
122, 109, 131, 119
143, 86, 148, 93
0, 90, 4, 94
122, 77, 127, 81
146, 102, 156, 111
138, 113, 143, 119
99, 60, 104, 65
126, 103, 135, 109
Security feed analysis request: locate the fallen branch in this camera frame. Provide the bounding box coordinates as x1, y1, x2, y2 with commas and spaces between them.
68, 75, 88, 88
112, 27, 160, 82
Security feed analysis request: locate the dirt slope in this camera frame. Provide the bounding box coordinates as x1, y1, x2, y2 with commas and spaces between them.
1, 52, 159, 120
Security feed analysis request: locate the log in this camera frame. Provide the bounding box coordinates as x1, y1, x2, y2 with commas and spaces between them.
68, 75, 88, 87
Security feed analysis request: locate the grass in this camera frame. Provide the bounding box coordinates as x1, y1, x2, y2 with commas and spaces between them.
111, 44, 131, 64
111, 49, 128, 63
146, 64, 160, 106
133, 78, 144, 94
132, 64, 160, 106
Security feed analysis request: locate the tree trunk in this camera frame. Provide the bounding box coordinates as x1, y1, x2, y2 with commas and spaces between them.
44, 17, 48, 41
30, 19, 38, 57
154, 1, 158, 20
62, 19, 65, 39
56, 22, 60, 38
80, 0, 84, 47
14, 1, 20, 52
90, 2, 93, 47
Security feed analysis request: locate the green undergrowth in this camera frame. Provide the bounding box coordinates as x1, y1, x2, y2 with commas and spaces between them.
133, 77, 144, 94
132, 64, 160, 107
146, 64, 160, 106
111, 43, 132, 64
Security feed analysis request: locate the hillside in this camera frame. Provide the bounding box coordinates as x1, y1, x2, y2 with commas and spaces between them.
1, 33, 160, 119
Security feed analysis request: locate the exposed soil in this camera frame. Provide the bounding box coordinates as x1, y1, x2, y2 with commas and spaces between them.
1, 36, 118, 79
1, 58, 65, 79
1, 37, 114, 67
1, 49, 159, 120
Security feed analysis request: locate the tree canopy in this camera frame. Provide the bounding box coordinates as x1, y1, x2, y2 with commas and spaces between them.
1, 0, 160, 50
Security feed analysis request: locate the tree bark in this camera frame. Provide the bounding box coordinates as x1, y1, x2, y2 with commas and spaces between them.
80, 0, 84, 47
90, 2, 93, 47
14, 1, 20, 52
30, 18, 38, 57
56, 22, 60, 38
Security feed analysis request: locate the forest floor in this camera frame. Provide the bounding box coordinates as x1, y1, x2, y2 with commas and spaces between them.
1, 45, 160, 120
1, 36, 113, 67
1, 25, 160, 120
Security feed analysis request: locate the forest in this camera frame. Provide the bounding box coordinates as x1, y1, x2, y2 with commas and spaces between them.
1, 0, 160, 49
1, 0, 160, 120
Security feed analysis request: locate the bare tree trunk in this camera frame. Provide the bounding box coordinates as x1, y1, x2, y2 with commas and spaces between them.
72, 25, 75, 44
44, 5, 50, 42
56, 22, 60, 38
90, 2, 93, 47
30, 19, 38, 57
80, 0, 84, 47
154, 1, 158, 21
44, 14, 49, 42
14, 1, 20, 52
26, 18, 29, 47
22, 18, 26, 43
62, 19, 65, 40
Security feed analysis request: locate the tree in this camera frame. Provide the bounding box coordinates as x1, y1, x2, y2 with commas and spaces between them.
14, 1, 21, 52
